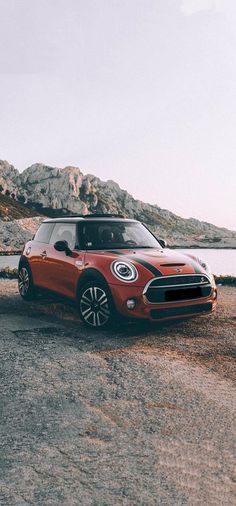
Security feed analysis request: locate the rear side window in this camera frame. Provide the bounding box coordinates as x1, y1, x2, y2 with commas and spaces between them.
49, 223, 77, 251
34, 223, 54, 243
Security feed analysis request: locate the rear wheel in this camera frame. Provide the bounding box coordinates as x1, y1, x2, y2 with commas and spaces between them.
78, 281, 114, 329
18, 264, 36, 300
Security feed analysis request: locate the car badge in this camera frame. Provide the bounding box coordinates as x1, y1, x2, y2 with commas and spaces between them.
175, 268, 182, 272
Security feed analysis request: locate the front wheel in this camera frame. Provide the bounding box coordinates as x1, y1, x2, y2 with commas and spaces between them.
18, 264, 36, 300
78, 281, 114, 329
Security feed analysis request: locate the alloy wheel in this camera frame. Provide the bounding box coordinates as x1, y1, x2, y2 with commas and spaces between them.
80, 286, 110, 327
18, 267, 30, 297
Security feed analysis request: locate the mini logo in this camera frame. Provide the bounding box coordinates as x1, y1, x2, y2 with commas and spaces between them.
175, 268, 182, 272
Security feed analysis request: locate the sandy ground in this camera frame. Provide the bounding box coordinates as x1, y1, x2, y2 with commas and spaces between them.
0, 280, 235, 505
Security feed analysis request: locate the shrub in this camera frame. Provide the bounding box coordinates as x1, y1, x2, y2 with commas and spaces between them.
0, 267, 18, 279
215, 275, 236, 286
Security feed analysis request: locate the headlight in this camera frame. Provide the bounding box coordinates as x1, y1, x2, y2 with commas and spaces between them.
197, 257, 212, 275
111, 260, 138, 282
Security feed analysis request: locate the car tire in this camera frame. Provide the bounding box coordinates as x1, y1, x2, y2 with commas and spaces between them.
78, 280, 115, 329
18, 263, 36, 301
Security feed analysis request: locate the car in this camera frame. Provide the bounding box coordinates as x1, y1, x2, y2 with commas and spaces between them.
18, 214, 217, 328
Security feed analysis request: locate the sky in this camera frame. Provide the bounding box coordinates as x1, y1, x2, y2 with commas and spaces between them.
0, 0, 236, 230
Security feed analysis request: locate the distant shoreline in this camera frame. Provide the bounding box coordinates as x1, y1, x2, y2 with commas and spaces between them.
171, 246, 236, 250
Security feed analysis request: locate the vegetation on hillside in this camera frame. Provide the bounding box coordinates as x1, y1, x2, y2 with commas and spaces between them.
0, 193, 40, 220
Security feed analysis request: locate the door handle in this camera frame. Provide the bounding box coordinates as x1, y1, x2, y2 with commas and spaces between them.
40, 251, 47, 258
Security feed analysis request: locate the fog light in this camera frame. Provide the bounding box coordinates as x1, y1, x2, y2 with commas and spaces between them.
126, 298, 136, 310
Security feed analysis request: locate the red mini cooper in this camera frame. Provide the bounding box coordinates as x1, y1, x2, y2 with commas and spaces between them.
18, 215, 217, 328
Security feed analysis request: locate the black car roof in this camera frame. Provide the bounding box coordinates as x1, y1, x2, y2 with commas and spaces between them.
43, 215, 138, 224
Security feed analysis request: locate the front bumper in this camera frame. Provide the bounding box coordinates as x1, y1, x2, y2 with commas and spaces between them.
109, 279, 217, 322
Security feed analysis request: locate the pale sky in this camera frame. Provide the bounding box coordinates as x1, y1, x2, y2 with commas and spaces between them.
0, 0, 236, 230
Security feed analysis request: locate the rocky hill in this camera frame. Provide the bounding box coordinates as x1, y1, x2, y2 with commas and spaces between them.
0, 159, 236, 251
0, 188, 44, 252
0, 216, 44, 252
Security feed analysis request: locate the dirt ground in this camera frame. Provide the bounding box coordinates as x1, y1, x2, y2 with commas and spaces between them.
0, 280, 235, 505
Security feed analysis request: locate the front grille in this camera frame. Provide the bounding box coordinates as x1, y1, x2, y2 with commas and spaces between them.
144, 274, 212, 304
148, 274, 209, 287
150, 303, 213, 319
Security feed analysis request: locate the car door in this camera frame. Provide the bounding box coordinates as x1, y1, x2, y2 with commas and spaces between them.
43, 222, 83, 299
29, 222, 55, 288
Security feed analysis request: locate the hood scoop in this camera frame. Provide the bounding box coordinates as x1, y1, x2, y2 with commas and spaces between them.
160, 263, 186, 267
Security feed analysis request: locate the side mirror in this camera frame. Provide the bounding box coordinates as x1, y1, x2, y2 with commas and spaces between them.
54, 240, 72, 256
158, 238, 167, 248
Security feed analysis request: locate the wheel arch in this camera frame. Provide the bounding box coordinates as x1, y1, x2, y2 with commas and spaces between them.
18, 254, 30, 271
76, 268, 110, 296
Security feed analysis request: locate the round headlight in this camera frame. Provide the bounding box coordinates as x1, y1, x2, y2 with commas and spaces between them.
197, 257, 212, 275
111, 261, 138, 282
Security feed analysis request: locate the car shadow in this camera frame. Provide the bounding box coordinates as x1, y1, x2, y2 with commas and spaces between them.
27, 297, 195, 353
3, 289, 214, 355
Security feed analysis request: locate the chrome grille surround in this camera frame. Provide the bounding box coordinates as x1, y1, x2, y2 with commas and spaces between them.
143, 273, 213, 305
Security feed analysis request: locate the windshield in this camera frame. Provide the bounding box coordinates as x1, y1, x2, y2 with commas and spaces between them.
80, 221, 161, 250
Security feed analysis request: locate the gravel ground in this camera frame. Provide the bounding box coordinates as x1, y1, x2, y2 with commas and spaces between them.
0, 280, 235, 505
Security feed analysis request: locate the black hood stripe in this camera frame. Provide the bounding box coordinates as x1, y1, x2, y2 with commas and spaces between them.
108, 250, 203, 276
107, 250, 126, 255
130, 258, 163, 277
107, 250, 163, 277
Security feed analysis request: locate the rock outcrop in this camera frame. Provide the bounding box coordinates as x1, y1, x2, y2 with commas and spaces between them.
0, 217, 44, 252
0, 159, 236, 251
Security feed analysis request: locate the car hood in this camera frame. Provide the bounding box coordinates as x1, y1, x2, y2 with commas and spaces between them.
108, 248, 206, 276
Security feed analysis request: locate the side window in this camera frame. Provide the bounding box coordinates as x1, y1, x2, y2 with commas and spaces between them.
81, 224, 95, 249
49, 223, 76, 251
34, 223, 54, 244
